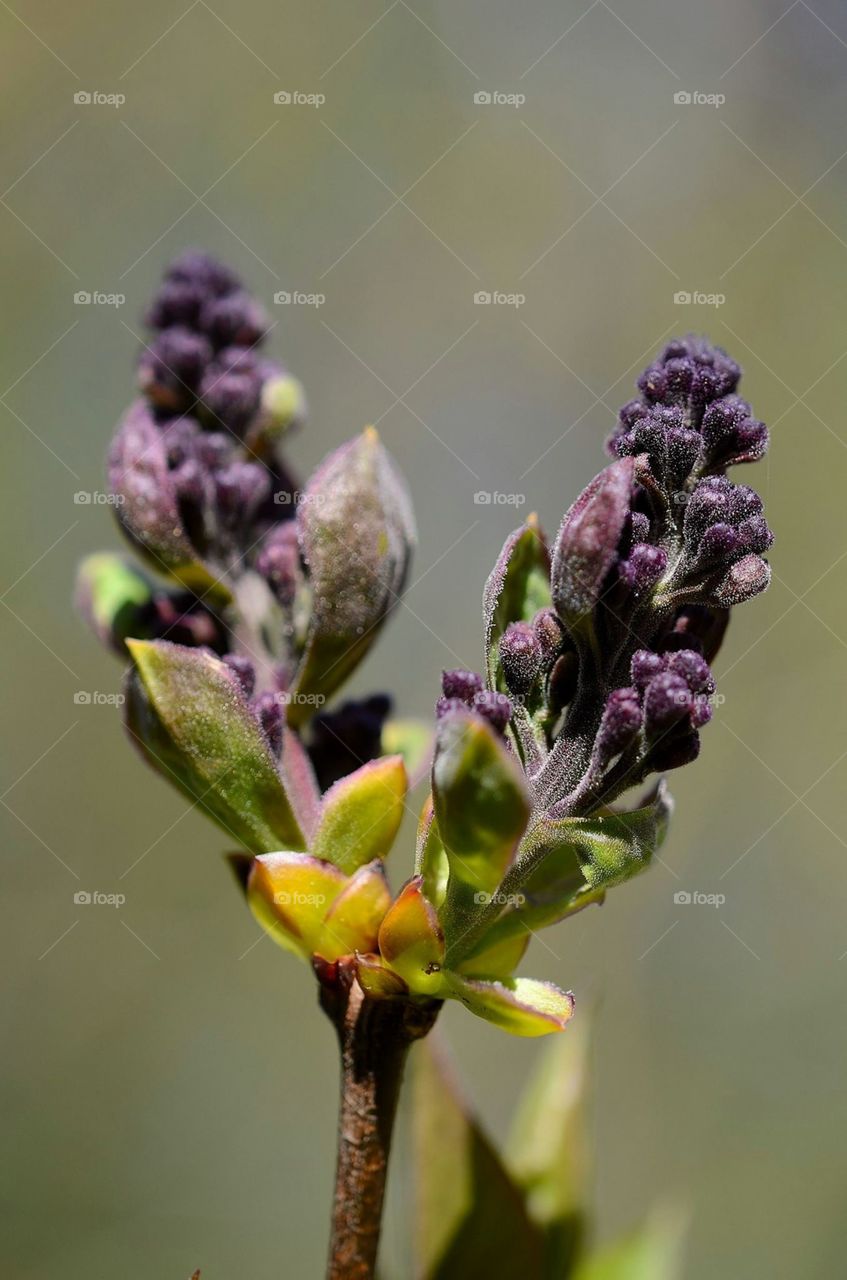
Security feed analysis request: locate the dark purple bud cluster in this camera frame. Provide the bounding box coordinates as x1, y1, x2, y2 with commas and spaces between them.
480, 336, 772, 816
306, 695, 393, 791
436, 670, 513, 735
139, 250, 282, 438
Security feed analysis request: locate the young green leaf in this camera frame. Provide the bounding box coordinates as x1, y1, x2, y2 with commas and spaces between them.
319, 860, 391, 960
506, 1022, 590, 1275
310, 755, 407, 874
432, 710, 531, 895
412, 1038, 545, 1280
570, 1209, 686, 1280
125, 639, 307, 853
247, 851, 347, 960
444, 975, 575, 1037
378, 877, 445, 996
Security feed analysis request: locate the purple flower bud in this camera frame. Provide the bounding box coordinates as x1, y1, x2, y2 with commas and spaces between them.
251, 690, 283, 755
256, 523, 301, 608
223, 653, 256, 697
619, 543, 667, 593
644, 672, 692, 734
631, 649, 665, 690
737, 515, 773, 555
171, 458, 206, 507
597, 687, 642, 759
630, 511, 651, 542
691, 695, 713, 728
146, 280, 206, 330
498, 622, 542, 695
472, 689, 513, 734
532, 607, 565, 667
698, 522, 738, 563
200, 291, 268, 349
138, 327, 212, 411
651, 730, 701, 771
195, 431, 232, 470
442, 669, 484, 704
551, 456, 635, 627
214, 462, 270, 525
199, 365, 262, 435
713, 553, 771, 606
666, 649, 714, 694
165, 249, 241, 297
306, 694, 392, 791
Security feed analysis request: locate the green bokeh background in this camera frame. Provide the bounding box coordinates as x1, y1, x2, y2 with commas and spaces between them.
2, 2, 846, 1276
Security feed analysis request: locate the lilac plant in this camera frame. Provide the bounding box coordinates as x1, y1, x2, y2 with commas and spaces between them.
78, 257, 771, 1280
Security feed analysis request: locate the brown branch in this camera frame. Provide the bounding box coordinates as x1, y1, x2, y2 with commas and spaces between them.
318, 959, 440, 1280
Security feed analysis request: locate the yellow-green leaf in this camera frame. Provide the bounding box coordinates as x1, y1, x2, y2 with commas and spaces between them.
310, 755, 407, 874
319, 860, 391, 960
444, 975, 575, 1037
247, 851, 346, 959
379, 877, 445, 996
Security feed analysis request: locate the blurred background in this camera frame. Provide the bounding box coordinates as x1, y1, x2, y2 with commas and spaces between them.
2, 1, 846, 1275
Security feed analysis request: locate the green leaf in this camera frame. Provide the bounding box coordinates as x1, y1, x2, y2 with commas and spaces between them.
465, 783, 672, 960
506, 1021, 590, 1275
288, 428, 415, 725
483, 517, 551, 689
75, 553, 154, 654
415, 794, 449, 910
378, 877, 445, 996
444, 975, 575, 1037
381, 717, 432, 785
432, 711, 531, 895
412, 1037, 545, 1280
320, 860, 391, 960
125, 639, 307, 854
310, 755, 407, 874
570, 1209, 686, 1280
247, 851, 347, 960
